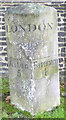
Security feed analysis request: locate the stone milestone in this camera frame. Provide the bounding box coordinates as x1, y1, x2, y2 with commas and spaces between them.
5, 3, 60, 114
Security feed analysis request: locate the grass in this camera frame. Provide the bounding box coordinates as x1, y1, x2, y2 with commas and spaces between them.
0, 78, 65, 119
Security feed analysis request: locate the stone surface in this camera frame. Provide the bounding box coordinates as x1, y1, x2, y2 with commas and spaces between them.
5, 3, 60, 114
1, 0, 51, 3
2, 0, 65, 2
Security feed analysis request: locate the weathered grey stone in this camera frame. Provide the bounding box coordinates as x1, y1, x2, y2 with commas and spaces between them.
2, 0, 51, 3
5, 3, 60, 114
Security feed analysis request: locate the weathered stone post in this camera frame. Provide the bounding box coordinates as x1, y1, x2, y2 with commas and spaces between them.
5, 3, 60, 114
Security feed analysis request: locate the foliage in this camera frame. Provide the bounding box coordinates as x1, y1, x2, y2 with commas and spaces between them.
2, 78, 10, 94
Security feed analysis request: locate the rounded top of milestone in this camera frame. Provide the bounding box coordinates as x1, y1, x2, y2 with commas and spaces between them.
5, 3, 55, 15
